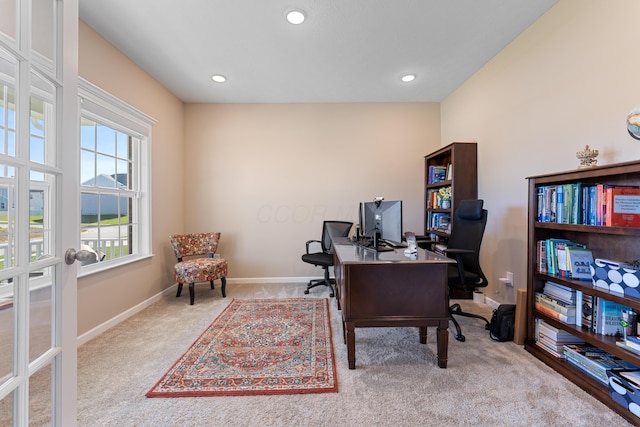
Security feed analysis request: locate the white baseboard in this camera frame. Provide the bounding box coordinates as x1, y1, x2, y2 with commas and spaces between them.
485, 296, 500, 310
77, 284, 178, 346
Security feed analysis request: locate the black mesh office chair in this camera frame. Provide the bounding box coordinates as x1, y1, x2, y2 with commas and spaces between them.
445, 199, 490, 342
302, 220, 353, 297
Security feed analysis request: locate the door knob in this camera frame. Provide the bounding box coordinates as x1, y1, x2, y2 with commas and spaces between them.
64, 248, 96, 265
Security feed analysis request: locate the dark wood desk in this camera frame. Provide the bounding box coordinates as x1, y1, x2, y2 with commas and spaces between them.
332, 238, 455, 369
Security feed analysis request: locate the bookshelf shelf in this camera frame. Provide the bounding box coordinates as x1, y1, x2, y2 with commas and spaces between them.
526, 160, 640, 425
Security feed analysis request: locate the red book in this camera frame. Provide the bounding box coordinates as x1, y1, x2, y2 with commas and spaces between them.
605, 187, 640, 227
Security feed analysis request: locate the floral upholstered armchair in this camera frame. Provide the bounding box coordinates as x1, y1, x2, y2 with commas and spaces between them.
169, 232, 228, 305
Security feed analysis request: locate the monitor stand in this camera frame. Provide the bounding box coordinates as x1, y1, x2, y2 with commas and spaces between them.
373, 231, 393, 252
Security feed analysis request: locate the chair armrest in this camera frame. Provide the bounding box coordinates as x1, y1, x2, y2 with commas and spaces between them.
443, 248, 474, 255
305, 239, 322, 254
444, 248, 476, 286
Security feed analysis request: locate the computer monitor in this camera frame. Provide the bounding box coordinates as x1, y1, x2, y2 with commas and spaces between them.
359, 200, 403, 243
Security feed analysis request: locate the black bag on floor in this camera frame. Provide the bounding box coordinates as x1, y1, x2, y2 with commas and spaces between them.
489, 304, 516, 342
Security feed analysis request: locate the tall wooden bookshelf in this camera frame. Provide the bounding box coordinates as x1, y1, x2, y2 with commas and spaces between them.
525, 160, 640, 425
424, 142, 478, 299
424, 142, 478, 242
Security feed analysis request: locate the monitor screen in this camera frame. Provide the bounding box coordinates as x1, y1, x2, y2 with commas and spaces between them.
360, 200, 403, 243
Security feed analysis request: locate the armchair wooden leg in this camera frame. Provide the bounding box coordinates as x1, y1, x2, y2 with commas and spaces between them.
221, 277, 227, 297
210, 280, 214, 290
176, 283, 183, 298
189, 283, 195, 305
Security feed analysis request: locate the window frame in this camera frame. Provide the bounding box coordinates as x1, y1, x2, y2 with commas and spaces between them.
77, 78, 154, 276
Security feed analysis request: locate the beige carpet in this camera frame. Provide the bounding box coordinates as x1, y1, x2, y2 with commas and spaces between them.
77, 282, 633, 426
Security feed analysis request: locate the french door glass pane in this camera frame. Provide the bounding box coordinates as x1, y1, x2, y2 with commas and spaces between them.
0, 48, 17, 157
29, 271, 52, 362
30, 70, 56, 168
0, 287, 14, 386
29, 361, 52, 425
0, 0, 16, 41
30, 174, 54, 263
0, 390, 14, 425
0, 171, 17, 271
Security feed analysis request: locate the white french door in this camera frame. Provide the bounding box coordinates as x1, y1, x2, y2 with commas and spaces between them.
0, 0, 79, 426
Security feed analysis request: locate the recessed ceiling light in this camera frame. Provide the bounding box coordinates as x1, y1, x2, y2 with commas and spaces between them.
211, 75, 226, 83
401, 74, 416, 83
286, 10, 305, 24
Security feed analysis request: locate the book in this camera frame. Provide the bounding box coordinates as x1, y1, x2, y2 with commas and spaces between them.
556, 184, 564, 224
616, 339, 640, 357
537, 319, 583, 343
564, 247, 593, 280
428, 165, 447, 184
537, 240, 548, 273
575, 290, 583, 327
588, 185, 597, 225
605, 186, 640, 227
571, 182, 582, 224
536, 302, 575, 323
594, 299, 627, 336
581, 294, 595, 331
563, 343, 637, 385
544, 281, 576, 304
536, 292, 576, 316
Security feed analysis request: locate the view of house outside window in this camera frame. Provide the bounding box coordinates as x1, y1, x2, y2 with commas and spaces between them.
79, 117, 137, 264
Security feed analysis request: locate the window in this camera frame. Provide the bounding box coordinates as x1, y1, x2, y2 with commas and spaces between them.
78, 79, 154, 273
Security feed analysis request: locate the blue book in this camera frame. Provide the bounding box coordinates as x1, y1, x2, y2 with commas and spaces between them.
596, 299, 628, 336
588, 185, 597, 225
556, 185, 564, 224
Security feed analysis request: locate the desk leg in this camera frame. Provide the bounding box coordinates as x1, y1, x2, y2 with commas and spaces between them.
436, 320, 448, 368
346, 322, 356, 369
419, 327, 427, 344
342, 320, 346, 344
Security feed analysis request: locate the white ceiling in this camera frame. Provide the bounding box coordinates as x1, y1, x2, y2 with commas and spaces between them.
78, 0, 558, 104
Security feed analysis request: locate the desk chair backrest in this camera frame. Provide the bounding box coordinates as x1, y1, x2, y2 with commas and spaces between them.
447, 199, 488, 287
321, 221, 353, 253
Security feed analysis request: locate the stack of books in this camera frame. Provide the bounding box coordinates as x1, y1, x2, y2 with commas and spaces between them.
535, 239, 593, 279
619, 335, 640, 356
535, 319, 583, 358
563, 343, 637, 385
535, 281, 576, 324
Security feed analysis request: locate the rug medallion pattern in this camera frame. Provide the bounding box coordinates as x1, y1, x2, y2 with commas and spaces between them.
146, 298, 337, 396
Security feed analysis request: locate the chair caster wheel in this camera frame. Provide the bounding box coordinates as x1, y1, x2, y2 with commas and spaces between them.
304, 289, 310, 294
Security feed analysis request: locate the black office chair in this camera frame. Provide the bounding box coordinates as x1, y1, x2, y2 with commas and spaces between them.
302, 220, 353, 297
445, 199, 490, 342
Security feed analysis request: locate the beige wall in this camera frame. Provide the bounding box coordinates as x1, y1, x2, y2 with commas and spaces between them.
184, 103, 440, 278
77, 22, 185, 336
77, 22, 440, 335
441, 0, 640, 303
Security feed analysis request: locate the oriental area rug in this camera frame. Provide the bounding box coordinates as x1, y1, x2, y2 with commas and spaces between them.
146, 298, 338, 397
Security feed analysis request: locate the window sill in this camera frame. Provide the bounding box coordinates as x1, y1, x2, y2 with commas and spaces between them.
78, 253, 154, 278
